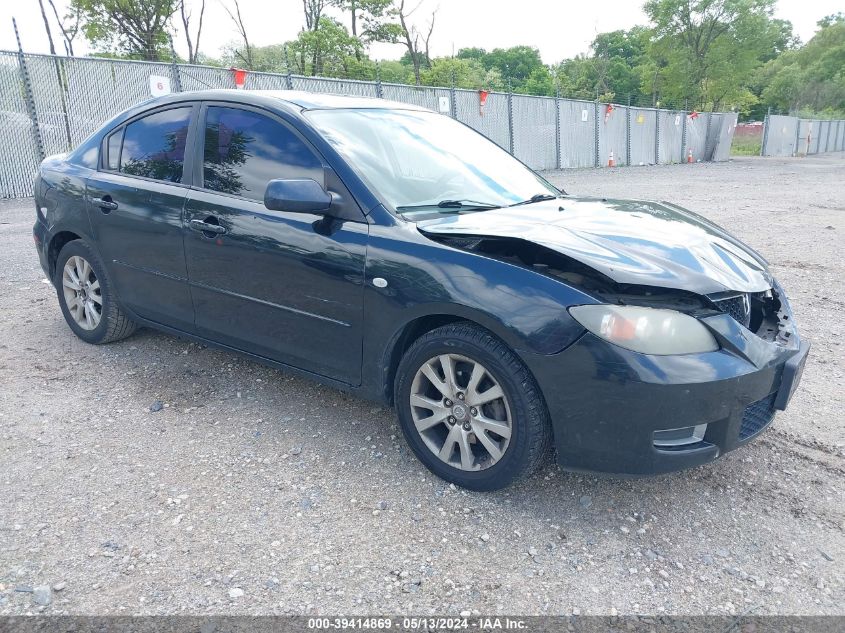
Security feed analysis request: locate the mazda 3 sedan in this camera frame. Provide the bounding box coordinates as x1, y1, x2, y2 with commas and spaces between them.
33, 90, 809, 490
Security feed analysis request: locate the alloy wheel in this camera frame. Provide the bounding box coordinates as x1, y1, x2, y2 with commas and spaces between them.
62, 255, 102, 331
409, 353, 512, 471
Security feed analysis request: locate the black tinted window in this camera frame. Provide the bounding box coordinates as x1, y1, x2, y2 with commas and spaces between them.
203, 107, 322, 200
106, 129, 122, 171
120, 107, 191, 182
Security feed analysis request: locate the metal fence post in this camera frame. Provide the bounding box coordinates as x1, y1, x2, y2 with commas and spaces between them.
449, 70, 457, 119
13, 19, 44, 162
705, 111, 713, 160
793, 116, 801, 156
169, 38, 182, 92
626, 95, 632, 166
824, 119, 832, 153
375, 61, 384, 99
283, 45, 294, 90
593, 99, 600, 168
654, 108, 660, 165
760, 107, 771, 156
681, 99, 688, 162
507, 84, 515, 155
554, 86, 561, 170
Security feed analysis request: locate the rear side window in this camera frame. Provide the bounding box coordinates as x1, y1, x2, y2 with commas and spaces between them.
202, 106, 323, 201
120, 107, 191, 183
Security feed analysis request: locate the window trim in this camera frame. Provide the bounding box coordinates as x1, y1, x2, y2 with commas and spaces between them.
192, 101, 329, 204
103, 127, 125, 172
98, 102, 199, 188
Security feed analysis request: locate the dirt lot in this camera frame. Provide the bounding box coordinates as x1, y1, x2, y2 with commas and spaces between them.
0, 154, 843, 617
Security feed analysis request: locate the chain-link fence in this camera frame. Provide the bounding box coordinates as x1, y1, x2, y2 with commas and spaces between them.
1, 50, 739, 198
761, 114, 845, 157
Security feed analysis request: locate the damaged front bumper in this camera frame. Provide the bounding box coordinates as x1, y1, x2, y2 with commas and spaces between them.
519, 310, 809, 477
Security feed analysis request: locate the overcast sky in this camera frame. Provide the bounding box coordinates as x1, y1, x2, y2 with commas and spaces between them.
2, 0, 842, 63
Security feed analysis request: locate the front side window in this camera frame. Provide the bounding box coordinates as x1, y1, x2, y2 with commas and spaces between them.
202, 107, 323, 201
120, 107, 191, 183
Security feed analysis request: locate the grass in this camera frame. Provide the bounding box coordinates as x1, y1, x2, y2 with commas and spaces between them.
731, 135, 762, 156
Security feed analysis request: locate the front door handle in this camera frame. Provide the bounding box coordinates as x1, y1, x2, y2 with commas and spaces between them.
88, 196, 118, 212
189, 218, 227, 235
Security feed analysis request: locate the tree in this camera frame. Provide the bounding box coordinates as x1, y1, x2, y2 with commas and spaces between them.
589, 27, 651, 101
303, 0, 328, 31
179, 0, 205, 65
463, 46, 545, 92
523, 67, 555, 96
71, 0, 176, 61
420, 57, 501, 90
396, 0, 436, 85
222, 0, 253, 69
378, 59, 412, 83
37, 0, 58, 55
221, 43, 287, 73
332, 0, 401, 57
761, 17, 845, 115
287, 17, 362, 77
643, 0, 789, 109
47, 0, 83, 55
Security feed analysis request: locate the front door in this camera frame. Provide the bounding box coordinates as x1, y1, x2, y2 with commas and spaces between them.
85, 104, 196, 330
183, 104, 367, 385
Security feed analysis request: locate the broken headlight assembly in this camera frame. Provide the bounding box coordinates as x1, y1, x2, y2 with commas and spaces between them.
568, 305, 719, 355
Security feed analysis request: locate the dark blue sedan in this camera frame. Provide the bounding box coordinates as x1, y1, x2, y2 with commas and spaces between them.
32, 90, 809, 490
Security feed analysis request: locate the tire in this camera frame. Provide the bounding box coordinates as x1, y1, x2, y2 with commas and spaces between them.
54, 239, 137, 344
394, 323, 552, 491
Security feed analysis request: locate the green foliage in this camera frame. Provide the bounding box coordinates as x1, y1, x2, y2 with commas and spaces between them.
71, 0, 176, 61
288, 17, 362, 76
222, 43, 288, 73
643, 0, 789, 110
378, 60, 413, 83
420, 58, 503, 91
730, 133, 762, 155
761, 18, 845, 116
332, 0, 402, 43
457, 45, 546, 92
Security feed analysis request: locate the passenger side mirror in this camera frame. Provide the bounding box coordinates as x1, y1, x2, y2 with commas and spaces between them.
264, 178, 332, 214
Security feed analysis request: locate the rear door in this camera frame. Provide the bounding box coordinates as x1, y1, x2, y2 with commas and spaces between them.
183, 103, 368, 385
85, 104, 197, 331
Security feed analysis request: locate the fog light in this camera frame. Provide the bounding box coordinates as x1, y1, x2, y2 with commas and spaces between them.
653, 424, 707, 448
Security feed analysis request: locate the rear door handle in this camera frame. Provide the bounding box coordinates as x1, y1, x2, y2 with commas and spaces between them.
88, 196, 118, 211
189, 218, 227, 235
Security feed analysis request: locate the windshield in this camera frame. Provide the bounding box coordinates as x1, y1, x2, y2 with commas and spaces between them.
305, 108, 559, 219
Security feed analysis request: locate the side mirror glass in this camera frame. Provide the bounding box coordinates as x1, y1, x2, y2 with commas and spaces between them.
264, 178, 332, 214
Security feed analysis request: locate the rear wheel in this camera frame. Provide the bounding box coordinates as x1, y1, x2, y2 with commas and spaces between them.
54, 240, 137, 344
395, 323, 551, 490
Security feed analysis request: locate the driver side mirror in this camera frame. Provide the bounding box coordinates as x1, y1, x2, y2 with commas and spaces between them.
264, 178, 332, 214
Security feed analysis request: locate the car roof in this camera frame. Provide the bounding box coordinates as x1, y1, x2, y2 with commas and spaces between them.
152, 89, 431, 112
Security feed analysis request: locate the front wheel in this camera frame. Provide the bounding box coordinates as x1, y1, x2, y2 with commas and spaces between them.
394, 323, 552, 491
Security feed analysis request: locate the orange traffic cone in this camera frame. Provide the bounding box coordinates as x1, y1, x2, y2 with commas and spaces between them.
608, 150, 616, 167
687, 148, 693, 163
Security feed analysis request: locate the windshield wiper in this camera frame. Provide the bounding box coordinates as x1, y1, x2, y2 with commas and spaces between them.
508, 193, 559, 207
397, 199, 501, 211
437, 199, 500, 209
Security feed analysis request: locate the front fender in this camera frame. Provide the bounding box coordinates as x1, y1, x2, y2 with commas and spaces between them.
360, 224, 591, 400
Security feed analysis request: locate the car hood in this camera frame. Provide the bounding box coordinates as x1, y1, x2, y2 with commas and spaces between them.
416, 196, 773, 295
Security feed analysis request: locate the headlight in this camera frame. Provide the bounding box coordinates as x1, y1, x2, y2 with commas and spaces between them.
569, 305, 719, 355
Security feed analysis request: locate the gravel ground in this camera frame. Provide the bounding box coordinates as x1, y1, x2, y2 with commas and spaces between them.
0, 154, 843, 617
